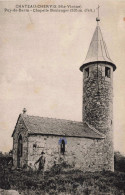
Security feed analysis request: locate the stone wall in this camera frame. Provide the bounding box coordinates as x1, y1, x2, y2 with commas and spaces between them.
13, 115, 28, 168
82, 62, 114, 171
27, 135, 110, 172
12, 115, 113, 171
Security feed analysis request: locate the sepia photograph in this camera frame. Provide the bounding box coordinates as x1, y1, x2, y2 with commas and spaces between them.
0, 0, 125, 194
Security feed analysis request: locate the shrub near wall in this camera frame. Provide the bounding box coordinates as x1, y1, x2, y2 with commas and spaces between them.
114, 152, 125, 172
0, 152, 125, 194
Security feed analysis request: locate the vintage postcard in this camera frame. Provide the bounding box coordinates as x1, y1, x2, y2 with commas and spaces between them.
0, 0, 125, 194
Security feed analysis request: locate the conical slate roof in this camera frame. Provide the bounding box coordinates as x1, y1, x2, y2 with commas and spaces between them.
80, 24, 116, 71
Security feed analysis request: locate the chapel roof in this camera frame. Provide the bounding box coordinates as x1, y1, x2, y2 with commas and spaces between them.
12, 114, 105, 139
80, 24, 116, 71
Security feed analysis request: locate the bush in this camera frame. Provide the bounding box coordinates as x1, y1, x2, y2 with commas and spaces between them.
114, 151, 125, 172
0, 151, 125, 194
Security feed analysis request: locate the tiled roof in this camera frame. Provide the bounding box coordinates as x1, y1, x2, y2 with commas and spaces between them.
19, 114, 105, 139
80, 25, 116, 71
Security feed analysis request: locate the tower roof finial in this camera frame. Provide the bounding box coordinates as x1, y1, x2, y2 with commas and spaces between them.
96, 5, 100, 24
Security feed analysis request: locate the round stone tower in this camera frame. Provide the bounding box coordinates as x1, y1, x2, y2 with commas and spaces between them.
80, 20, 116, 171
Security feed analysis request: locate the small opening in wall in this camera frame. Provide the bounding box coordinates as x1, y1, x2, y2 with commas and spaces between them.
61, 139, 65, 155
85, 68, 89, 79
111, 120, 112, 125
33, 143, 37, 148
105, 67, 111, 78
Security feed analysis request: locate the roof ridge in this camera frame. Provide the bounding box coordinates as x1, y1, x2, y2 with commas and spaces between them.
85, 122, 105, 138
12, 114, 104, 139
22, 114, 82, 123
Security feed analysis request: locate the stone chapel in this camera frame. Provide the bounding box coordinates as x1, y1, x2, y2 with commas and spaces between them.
12, 17, 116, 172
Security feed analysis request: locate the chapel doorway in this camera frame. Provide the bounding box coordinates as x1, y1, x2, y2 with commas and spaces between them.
17, 134, 23, 168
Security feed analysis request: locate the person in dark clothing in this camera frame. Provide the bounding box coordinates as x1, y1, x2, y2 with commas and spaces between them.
34, 151, 46, 174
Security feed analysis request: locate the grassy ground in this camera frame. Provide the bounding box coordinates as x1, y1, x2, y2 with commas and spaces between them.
0, 153, 125, 195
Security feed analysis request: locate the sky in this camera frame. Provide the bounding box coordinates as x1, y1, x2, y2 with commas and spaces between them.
0, 0, 125, 154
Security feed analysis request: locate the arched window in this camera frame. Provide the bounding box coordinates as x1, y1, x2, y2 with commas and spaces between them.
60, 139, 65, 155
18, 135, 23, 157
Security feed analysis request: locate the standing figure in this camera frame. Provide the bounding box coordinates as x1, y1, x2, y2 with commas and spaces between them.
34, 151, 46, 174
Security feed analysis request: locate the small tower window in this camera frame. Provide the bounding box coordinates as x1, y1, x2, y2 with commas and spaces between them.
60, 139, 65, 155
105, 67, 111, 78
85, 68, 89, 79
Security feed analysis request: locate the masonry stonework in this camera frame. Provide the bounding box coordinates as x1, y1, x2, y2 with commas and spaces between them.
13, 116, 28, 168
83, 63, 113, 133
82, 63, 114, 171
27, 135, 108, 172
